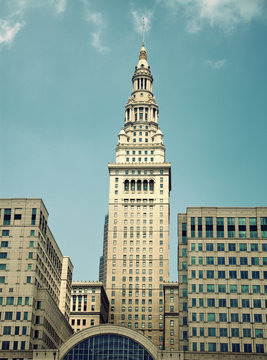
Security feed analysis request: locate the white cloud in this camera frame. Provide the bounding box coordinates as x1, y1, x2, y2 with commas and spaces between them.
162, 0, 266, 33
131, 10, 153, 34
0, 18, 24, 46
206, 58, 228, 70
81, 0, 109, 53
53, 0, 67, 14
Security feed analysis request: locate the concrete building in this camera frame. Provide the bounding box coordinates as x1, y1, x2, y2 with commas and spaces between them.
178, 207, 267, 354
99, 214, 109, 283
163, 282, 179, 351
101, 42, 171, 348
69, 281, 109, 333
0, 198, 73, 352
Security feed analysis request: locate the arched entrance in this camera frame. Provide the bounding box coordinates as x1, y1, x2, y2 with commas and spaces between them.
59, 325, 158, 360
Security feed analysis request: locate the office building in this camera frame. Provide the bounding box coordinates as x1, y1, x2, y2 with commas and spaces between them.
69, 281, 109, 333
101, 42, 171, 348
178, 207, 267, 354
0, 198, 73, 352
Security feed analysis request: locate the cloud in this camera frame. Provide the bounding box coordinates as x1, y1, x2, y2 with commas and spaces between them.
0, 18, 24, 46
53, 0, 67, 14
206, 58, 228, 70
81, 0, 109, 53
162, 0, 266, 33
131, 10, 153, 34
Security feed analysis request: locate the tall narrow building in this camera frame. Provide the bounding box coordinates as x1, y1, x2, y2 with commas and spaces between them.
103, 42, 171, 348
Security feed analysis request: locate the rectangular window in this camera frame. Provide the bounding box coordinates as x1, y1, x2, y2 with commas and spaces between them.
198, 217, 202, 238
206, 217, 213, 238
216, 217, 224, 238
238, 217, 246, 238
217, 243, 225, 251
261, 217, 267, 238
227, 217, 235, 238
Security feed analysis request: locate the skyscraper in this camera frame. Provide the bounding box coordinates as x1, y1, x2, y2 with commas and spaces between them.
102, 42, 171, 348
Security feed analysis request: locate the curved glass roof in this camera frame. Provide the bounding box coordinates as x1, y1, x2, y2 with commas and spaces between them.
62, 333, 155, 360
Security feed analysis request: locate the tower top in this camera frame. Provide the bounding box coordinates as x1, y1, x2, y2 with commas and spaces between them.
139, 17, 147, 61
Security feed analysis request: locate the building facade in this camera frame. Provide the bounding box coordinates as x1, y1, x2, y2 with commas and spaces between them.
0, 198, 73, 352
178, 207, 267, 354
163, 282, 179, 351
102, 42, 171, 348
69, 281, 109, 333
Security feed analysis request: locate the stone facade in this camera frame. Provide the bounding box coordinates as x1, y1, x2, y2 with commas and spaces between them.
102, 43, 171, 348
178, 207, 267, 354
69, 281, 109, 333
0, 198, 73, 351
163, 282, 179, 351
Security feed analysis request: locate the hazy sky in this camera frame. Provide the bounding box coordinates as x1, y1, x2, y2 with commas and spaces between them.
1, 0, 267, 281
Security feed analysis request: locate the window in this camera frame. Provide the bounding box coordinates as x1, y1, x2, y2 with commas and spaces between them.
242, 314, 250, 322
220, 328, 227, 337
239, 243, 247, 251
232, 343, 240, 352
238, 218, 246, 238
254, 314, 262, 322
217, 243, 224, 251
244, 344, 252, 353
218, 271, 225, 279
220, 343, 228, 352
2, 230, 9, 236
206, 243, 213, 251
216, 217, 224, 238
260, 217, 267, 238
206, 217, 213, 238
231, 314, 239, 322
219, 299, 226, 307
206, 257, 214, 265
219, 313, 227, 322
243, 328, 251, 337
231, 328, 239, 337
218, 257, 225, 265
240, 257, 248, 265
256, 344, 264, 353
207, 313, 215, 321
208, 327, 216, 336
207, 270, 214, 279
242, 299, 250, 307
230, 299, 238, 307
208, 343, 216, 352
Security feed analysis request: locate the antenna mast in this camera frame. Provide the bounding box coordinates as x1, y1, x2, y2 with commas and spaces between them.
142, 17, 145, 45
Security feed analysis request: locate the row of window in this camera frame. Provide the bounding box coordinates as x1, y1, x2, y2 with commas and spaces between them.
72, 288, 96, 294
0, 276, 32, 284
190, 242, 267, 252
186, 283, 267, 294
126, 150, 153, 155
0, 296, 30, 306
2, 325, 28, 335
185, 216, 267, 239
188, 298, 265, 309
1, 208, 37, 226
121, 314, 153, 320
1, 340, 26, 350
124, 170, 165, 175
189, 270, 267, 280
72, 305, 95, 312
0, 311, 29, 320
189, 342, 264, 353
182, 312, 265, 325
71, 318, 95, 326
120, 321, 160, 329
124, 180, 155, 191
191, 327, 264, 338
188, 312, 265, 323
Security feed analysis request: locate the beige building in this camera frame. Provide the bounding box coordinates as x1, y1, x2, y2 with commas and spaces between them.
163, 282, 179, 351
0, 198, 73, 351
69, 281, 109, 333
178, 207, 267, 354
102, 42, 171, 348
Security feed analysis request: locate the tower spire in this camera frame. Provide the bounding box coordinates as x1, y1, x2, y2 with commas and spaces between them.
142, 17, 145, 46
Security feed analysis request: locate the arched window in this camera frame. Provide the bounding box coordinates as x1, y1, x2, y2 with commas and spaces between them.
143, 180, 148, 191
62, 334, 155, 360
137, 180, 141, 191
131, 180, 135, 191
125, 180, 129, 191
149, 180, 154, 191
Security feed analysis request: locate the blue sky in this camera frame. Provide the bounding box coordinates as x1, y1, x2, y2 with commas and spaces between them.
1, 0, 267, 281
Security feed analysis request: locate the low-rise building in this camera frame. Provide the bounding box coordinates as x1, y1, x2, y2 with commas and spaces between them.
69, 281, 109, 332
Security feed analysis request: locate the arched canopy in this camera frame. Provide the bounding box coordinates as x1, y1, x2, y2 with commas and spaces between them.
59, 325, 158, 360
